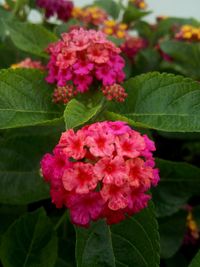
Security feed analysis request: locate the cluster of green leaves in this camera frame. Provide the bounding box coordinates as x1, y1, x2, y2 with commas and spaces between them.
0, 0, 200, 267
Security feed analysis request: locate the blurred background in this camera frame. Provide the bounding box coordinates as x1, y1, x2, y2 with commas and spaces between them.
74, 0, 200, 22
0, 0, 199, 22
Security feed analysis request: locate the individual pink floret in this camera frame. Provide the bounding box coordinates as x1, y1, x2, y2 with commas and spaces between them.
59, 129, 86, 159
62, 162, 98, 194
126, 158, 153, 191
115, 131, 145, 158
40, 121, 159, 227
101, 183, 130, 210
86, 132, 115, 157
94, 156, 128, 186
66, 192, 104, 227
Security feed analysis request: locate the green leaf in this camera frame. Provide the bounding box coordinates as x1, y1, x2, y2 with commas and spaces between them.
4, 20, 58, 57
192, 206, 200, 227
135, 48, 161, 74
164, 252, 188, 267
75, 204, 160, 267
159, 211, 187, 259
107, 36, 125, 46
94, 0, 120, 19
160, 40, 200, 79
76, 220, 116, 267
108, 72, 200, 132
55, 259, 71, 267
0, 208, 58, 267
0, 39, 29, 69
152, 159, 200, 217
0, 205, 26, 242
134, 20, 153, 41
111, 203, 160, 267
189, 250, 200, 267
0, 69, 61, 129
64, 99, 102, 129
0, 125, 62, 204
55, 238, 76, 267
123, 6, 150, 23
54, 19, 80, 36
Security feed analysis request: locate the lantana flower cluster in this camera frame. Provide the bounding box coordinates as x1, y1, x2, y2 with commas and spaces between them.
102, 20, 128, 39
72, 6, 108, 26
175, 25, 200, 42
11, 58, 45, 71
46, 28, 126, 103
36, 0, 73, 21
41, 121, 159, 227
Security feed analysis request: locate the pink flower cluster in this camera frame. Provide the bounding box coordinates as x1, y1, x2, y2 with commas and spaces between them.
46, 28, 126, 102
41, 121, 159, 227
37, 0, 73, 21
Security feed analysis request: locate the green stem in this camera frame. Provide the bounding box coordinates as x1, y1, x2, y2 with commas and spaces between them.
54, 211, 68, 231
118, 0, 126, 10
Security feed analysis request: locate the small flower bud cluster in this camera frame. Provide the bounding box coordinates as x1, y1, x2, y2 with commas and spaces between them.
102, 83, 127, 102
53, 85, 77, 104
36, 0, 73, 22
41, 121, 159, 227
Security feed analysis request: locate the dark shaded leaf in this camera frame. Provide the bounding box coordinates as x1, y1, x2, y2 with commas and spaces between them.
0, 208, 58, 267
76, 204, 160, 267
153, 159, 200, 217
111, 203, 160, 267
76, 220, 116, 267
159, 211, 187, 258
189, 250, 200, 267
0, 125, 62, 204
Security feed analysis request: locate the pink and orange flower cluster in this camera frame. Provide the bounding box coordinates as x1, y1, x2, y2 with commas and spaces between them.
46, 28, 126, 103
41, 121, 159, 227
